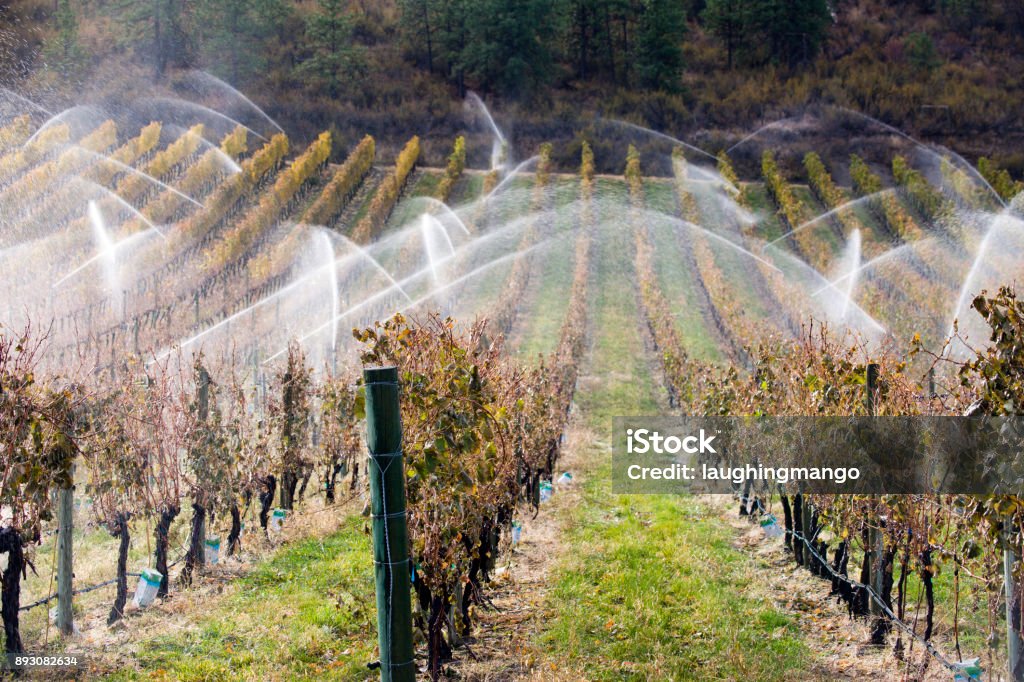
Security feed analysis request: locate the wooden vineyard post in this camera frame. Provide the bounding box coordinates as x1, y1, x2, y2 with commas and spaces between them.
1005, 525, 1023, 681
195, 366, 210, 571
56, 464, 74, 636
865, 363, 885, 623
802, 489, 814, 571
866, 362, 878, 415
363, 366, 415, 682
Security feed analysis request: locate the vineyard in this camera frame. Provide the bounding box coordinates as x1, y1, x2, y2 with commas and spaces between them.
1, 90, 1024, 681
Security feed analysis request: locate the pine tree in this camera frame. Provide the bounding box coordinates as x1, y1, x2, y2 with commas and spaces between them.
752, 0, 831, 66
194, 0, 292, 84
303, 0, 366, 97
702, 0, 745, 69
110, 0, 193, 80
46, 0, 86, 75
433, 0, 471, 96
399, 0, 436, 72
635, 0, 687, 91
460, 0, 557, 98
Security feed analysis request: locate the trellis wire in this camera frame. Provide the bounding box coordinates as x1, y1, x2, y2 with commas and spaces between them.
790, 526, 961, 674
19, 544, 189, 613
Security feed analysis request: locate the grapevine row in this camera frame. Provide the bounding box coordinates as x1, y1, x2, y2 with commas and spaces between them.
434, 135, 466, 203
714, 151, 804, 338
140, 125, 250, 227
248, 134, 377, 281
303, 134, 375, 226
0, 120, 117, 218
115, 124, 206, 207
0, 115, 32, 152
205, 131, 331, 271
486, 142, 553, 339
977, 157, 1023, 202
350, 136, 421, 244
628, 144, 698, 407
801, 152, 946, 334
761, 150, 833, 272
7, 122, 164, 250
0, 123, 70, 187
671, 148, 751, 359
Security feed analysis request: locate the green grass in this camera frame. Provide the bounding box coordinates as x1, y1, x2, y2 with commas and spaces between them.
642, 178, 722, 362
536, 197, 813, 680
447, 172, 484, 207
103, 518, 378, 681
541, 487, 809, 681
447, 174, 536, 320
791, 186, 842, 257
689, 182, 771, 323
742, 184, 786, 243
577, 179, 663, 418
385, 170, 443, 229
513, 176, 580, 358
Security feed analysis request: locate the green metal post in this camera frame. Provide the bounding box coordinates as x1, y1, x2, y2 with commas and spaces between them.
364, 366, 415, 682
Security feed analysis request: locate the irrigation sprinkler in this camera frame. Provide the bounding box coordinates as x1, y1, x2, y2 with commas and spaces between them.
364, 366, 415, 682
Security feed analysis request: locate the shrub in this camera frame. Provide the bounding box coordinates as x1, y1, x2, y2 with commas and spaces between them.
977, 157, 1023, 202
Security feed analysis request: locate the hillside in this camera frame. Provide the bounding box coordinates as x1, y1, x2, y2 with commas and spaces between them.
2, 0, 1024, 175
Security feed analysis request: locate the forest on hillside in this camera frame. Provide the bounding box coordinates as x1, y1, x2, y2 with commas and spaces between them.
2, 0, 1024, 171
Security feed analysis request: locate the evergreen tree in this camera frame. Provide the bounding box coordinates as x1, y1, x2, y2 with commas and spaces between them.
46, 0, 86, 75
566, 0, 639, 84
702, 0, 745, 68
194, 0, 292, 85
399, 0, 437, 72
635, 0, 687, 91
110, 0, 193, 80
752, 0, 832, 66
302, 0, 366, 97
905, 32, 941, 72
567, 0, 616, 81
195, 0, 252, 85
457, 0, 558, 98
707, 0, 830, 67
568, 0, 598, 80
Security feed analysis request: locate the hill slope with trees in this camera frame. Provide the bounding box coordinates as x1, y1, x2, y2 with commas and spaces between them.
2, 0, 1023, 171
